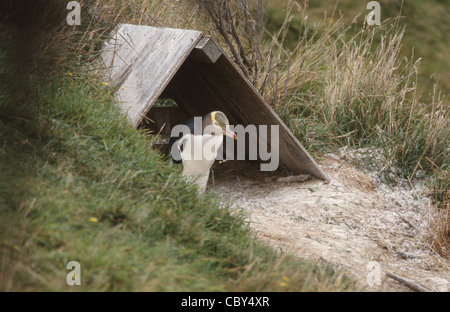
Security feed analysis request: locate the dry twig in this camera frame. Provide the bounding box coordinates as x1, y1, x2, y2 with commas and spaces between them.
386, 272, 432, 292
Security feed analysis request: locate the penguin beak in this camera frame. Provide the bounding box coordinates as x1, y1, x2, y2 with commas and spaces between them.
223, 126, 237, 140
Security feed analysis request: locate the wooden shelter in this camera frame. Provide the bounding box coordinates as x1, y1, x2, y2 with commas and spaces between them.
101, 24, 329, 181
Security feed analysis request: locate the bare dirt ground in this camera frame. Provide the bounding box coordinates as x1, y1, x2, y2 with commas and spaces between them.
209, 149, 449, 292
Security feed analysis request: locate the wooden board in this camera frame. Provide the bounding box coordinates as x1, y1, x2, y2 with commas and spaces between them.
190, 38, 223, 63
101, 24, 203, 127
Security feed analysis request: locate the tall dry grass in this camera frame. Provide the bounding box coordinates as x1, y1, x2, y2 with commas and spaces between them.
281, 18, 448, 171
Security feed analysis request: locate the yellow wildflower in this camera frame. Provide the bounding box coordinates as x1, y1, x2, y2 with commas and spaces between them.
279, 276, 289, 287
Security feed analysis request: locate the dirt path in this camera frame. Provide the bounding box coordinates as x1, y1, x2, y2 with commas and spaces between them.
210, 152, 449, 292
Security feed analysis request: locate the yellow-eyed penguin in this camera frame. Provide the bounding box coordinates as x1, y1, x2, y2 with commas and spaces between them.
168, 111, 237, 193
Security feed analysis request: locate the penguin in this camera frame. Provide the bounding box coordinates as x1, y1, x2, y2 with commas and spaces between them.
167, 111, 237, 193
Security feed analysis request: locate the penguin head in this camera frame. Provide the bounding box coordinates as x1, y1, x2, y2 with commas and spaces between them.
210, 111, 237, 140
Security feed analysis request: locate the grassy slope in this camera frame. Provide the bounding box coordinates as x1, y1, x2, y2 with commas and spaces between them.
0, 31, 353, 291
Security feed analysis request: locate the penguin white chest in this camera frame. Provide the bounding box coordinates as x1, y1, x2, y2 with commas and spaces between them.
178, 133, 224, 192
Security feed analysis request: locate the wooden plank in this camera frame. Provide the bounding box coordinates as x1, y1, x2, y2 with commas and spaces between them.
191, 38, 222, 63
101, 24, 203, 128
